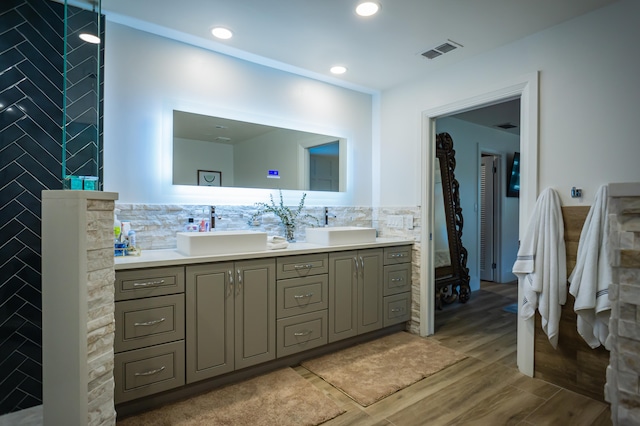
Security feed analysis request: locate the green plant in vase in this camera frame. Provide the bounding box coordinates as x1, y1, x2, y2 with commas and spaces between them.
249, 190, 320, 242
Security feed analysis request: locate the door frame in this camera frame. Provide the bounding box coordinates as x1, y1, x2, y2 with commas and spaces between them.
420, 72, 538, 376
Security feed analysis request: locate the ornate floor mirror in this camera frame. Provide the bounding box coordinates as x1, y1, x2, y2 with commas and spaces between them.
434, 132, 471, 309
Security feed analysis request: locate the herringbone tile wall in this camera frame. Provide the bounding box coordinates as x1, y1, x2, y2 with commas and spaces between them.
0, 0, 103, 414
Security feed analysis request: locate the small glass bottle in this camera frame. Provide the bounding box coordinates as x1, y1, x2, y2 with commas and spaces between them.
185, 218, 198, 232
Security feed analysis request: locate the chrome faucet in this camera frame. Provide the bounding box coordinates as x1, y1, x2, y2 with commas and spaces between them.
324, 207, 336, 226
210, 206, 221, 229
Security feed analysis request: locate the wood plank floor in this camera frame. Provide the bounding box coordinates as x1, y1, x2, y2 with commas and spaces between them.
295, 281, 612, 426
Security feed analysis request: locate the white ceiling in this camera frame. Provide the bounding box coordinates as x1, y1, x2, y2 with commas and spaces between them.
98, 0, 617, 92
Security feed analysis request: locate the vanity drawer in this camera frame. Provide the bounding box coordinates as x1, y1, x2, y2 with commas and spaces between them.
383, 263, 412, 296
115, 266, 185, 301
277, 310, 328, 357
277, 275, 328, 319
115, 294, 185, 353
383, 246, 412, 265
383, 292, 411, 327
114, 340, 185, 404
277, 253, 329, 279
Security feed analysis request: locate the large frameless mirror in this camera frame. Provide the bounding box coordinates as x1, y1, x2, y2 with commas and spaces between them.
172, 110, 347, 192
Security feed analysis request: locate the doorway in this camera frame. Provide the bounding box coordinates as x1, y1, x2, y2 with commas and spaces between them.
420, 72, 539, 376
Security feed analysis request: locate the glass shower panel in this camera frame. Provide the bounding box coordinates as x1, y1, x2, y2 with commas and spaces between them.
62, 0, 103, 190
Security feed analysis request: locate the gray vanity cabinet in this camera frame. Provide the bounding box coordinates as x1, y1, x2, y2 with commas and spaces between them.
113, 267, 186, 404
275, 254, 329, 357
382, 246, 413, 326
328, 248, 384, 343
186, 258, 276, 384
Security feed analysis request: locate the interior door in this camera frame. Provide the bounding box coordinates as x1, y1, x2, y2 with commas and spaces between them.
480, 155, 497, 281
310, 154, 339, 191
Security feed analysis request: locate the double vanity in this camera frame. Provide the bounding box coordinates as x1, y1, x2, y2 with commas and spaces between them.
113, 228, 414, 409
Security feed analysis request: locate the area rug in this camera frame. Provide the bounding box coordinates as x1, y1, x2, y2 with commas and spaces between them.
301, 332, 467, 407
116, 368, 344, 426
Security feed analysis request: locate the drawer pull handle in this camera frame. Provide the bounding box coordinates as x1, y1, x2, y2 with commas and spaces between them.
391, 308, 404, 313
294, 293, 314, 299
294, 264, 313, 270
133, 279, 165, 287
294, 330, 313, 337
134, 366, 166, 377
391, 278, 404, 282
134, 318, 166, 327
390, 253, 407, 258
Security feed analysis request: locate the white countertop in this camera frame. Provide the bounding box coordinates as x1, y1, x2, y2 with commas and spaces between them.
114, 237, 416, 270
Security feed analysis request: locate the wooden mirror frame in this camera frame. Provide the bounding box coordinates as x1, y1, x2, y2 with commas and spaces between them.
435, 132, 471, 308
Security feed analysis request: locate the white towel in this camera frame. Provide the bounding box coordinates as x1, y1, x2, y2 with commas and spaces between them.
267, 235, 289, 250
512, 188, 567, 349
568, 184, 611, 350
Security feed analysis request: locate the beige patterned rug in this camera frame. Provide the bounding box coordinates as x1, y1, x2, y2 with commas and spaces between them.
117, 368, 344, 426
301, 332, 467, 407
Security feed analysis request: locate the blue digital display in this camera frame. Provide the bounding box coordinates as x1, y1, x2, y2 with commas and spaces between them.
268, 170, 280, 178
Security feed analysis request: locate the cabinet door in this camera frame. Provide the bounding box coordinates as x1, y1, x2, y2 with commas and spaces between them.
186, 262, 234, 383
358, 249, 384, 334
328, 251, 358, 343
234, 258, 276, 370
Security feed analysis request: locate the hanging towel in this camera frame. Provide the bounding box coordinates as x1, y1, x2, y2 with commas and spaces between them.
512, 187, 566, 349
568, 184, 611, 350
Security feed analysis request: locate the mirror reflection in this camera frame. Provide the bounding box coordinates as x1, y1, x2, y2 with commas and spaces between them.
434, 159, 452, 268
172, 110, 345, 191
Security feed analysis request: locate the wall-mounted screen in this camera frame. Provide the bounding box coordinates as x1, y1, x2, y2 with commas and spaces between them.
507, 152, 520, 198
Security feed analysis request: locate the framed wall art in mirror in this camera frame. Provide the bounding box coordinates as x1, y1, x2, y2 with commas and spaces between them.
198, 170, 222, 186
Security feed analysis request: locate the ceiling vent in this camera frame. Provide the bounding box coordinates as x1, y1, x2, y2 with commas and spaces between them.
421, 40, 462, 60
496, 122, 517, 129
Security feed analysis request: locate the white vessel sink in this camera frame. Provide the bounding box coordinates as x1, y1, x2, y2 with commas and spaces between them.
305, 226, 376, 246
176, 231, 268, 256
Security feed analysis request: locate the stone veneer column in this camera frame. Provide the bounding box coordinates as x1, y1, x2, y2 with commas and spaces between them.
606, 183, 640, 425
42, 190, 118, 426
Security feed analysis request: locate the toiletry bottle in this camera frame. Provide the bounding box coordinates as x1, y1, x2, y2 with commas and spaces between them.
128, 230, 136, 249
121, 221, 131, 240
114, 209, 122, 242
185, 218, 198, 232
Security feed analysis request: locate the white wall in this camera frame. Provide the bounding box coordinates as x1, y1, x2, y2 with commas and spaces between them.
436, 117, 520, 289
379, 0, 640, 208
173, 138, 234, 186
103, 23, 373, 206
234, 129, 300, 190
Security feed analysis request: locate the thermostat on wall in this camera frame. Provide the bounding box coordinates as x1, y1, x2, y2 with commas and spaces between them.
267, 170, 280, 179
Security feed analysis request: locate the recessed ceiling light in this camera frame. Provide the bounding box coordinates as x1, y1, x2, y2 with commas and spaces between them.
211, 27, 233, 40
330, 66, 347, 75
356, 1, 380, 17
79, 33, 101, 44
